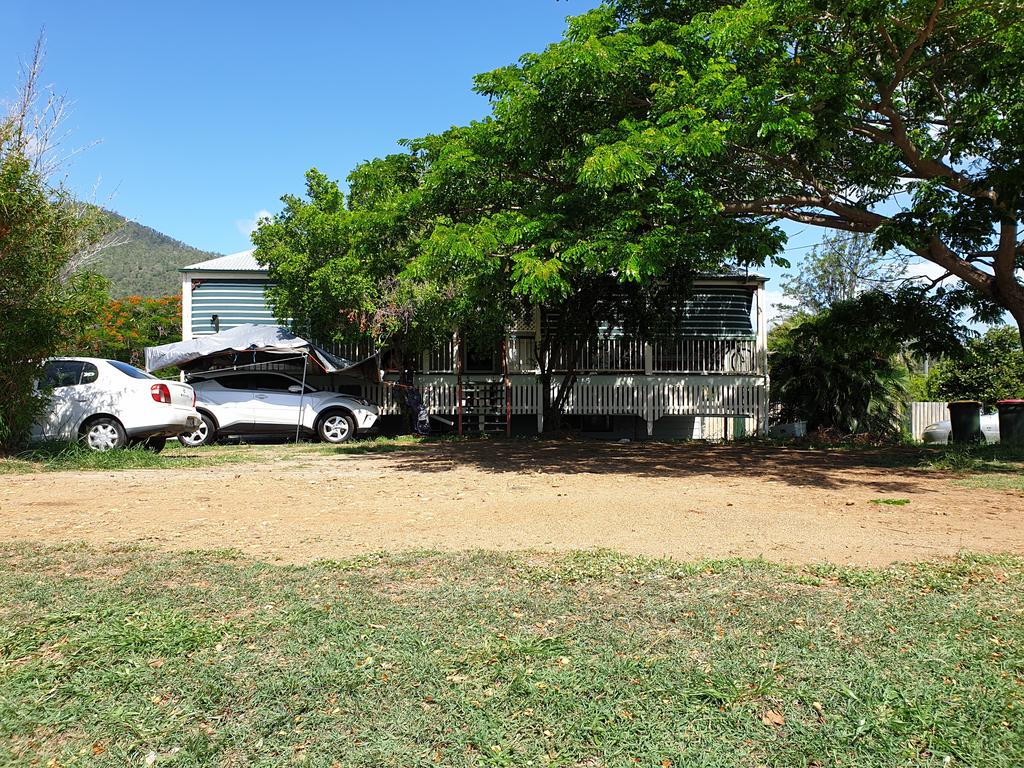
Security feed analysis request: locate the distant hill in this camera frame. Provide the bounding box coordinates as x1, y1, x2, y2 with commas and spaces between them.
87, 211, 222, 298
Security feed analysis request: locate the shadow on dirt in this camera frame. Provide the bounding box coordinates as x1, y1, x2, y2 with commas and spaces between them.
363, 438, 948, 493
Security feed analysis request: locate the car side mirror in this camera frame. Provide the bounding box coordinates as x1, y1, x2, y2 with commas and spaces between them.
288, 385, 303, 393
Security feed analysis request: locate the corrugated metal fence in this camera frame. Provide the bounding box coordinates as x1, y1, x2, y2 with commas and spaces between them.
909, 401, 947, 441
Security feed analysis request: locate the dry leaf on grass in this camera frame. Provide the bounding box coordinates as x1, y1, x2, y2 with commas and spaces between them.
761, 709, 786, 727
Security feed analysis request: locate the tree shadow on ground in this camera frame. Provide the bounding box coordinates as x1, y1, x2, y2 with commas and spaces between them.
367, 438, 955, 492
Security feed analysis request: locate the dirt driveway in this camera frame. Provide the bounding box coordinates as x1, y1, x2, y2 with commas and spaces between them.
2, 441, 1022, 566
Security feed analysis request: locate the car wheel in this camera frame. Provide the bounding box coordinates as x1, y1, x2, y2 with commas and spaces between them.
318, 411, 355, 444
178, 412, 216, 447
136, 436, 166, 453
81, 416, 127, 452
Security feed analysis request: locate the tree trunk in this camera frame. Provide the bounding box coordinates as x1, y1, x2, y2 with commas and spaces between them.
549, 369, 578, 432
985, 273, 1024, 352
540, 368, 555, 431
990, 219, 1024, 352
541, 332, 585, 433
1006, 297, 1024, 352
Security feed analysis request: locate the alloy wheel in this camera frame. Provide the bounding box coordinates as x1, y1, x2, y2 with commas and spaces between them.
181, 421, 209, 447
321, 414, 352, 443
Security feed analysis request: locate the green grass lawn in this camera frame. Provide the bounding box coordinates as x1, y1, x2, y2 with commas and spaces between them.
1, 546, 1021, 767
0, 442, 249, 474
0, 436, 431, 474
953, 474, 1024, 491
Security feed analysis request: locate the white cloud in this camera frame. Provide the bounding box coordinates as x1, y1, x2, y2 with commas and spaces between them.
236, 209, 272, 238
762, 288, 788, 327
900, 257, 1024, 286
902, 257, 959, 286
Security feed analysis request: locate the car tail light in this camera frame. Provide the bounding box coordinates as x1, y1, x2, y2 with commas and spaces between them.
192, 388, 196, 408
151, 383, 171, 404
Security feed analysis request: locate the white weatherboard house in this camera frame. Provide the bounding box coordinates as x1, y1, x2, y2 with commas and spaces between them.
180, 250, 273, 338
180, 252, 770, 439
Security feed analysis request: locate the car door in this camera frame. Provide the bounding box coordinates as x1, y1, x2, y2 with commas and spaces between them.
196, 375, 257, 431
981, 414, 1001, 443
248, 374, 308, 428
38, 360, 95, 440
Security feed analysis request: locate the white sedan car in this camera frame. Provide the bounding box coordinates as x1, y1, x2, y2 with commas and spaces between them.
32, 358, 201, 452
921, 413, 1000, 444
179, 371, 379, 446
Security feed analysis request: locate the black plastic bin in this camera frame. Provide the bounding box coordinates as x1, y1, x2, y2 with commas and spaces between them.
997, 399, 1024, 446
947, 400, 984, 444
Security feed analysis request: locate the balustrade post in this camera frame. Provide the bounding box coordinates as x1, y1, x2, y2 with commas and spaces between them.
536, 381, 544, 434
644, 384, 655, 436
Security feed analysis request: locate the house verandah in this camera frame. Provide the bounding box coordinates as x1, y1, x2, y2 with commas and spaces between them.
180, 252, 769, 439
359, 372, 768, 440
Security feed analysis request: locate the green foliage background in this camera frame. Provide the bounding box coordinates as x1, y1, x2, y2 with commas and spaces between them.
926, 327, 1024, 409
71, 294, 183, 370
0, 138, 107, 449
90, 210, 219, 298
769, 289, 964, 436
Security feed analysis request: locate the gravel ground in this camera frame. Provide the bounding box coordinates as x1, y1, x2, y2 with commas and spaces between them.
2, 441, 1022, 565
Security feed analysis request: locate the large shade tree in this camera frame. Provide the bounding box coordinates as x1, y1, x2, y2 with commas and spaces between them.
578, 0, 1024, 341
258, 0, 1024, 430
255, 17, 785, 426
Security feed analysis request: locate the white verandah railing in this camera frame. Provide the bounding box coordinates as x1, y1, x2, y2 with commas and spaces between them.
362, 374, 767, 435
650, 336, 761, 375
510, 335, 763, 375
318, 333, 764, 376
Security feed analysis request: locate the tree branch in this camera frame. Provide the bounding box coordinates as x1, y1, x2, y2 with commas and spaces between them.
912, 235, 997, 294
863, 1, 999, 205
721, 202, 877, 232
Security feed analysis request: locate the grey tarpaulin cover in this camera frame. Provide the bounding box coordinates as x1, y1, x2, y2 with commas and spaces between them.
145, 324, 378, 378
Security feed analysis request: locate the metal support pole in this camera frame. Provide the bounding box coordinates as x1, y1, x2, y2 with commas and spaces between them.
295, 353, 308, 444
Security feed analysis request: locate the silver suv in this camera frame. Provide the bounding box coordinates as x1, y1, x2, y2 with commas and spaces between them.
178, 371, 379, 446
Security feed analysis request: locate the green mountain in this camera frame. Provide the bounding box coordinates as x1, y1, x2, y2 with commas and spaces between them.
88, 212, 222, 298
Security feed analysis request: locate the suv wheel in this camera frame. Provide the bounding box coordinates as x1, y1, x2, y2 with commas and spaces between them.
318, 411, 355, 444
178, 412, 216, 447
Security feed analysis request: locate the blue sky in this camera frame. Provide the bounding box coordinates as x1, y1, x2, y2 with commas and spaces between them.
3, 1, 609, 254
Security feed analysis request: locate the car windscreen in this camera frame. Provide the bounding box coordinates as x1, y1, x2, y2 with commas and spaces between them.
107, 360, 155, 379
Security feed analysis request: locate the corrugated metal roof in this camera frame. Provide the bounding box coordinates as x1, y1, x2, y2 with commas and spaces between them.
180, 251, 767, 282
182, 249, 264, 272
694, 272, 769, 283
